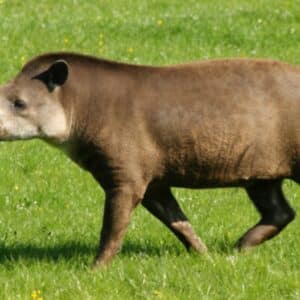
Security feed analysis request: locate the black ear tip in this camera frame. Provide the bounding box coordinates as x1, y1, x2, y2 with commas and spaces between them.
51, 60, 69, 75
52, 60, 68, 69
50, 59, 69, 85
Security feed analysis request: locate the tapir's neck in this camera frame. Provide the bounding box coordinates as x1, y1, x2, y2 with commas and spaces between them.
62, 58, 144, 145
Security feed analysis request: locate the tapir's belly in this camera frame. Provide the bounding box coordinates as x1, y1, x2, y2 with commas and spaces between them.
153, 110, 292, 188
163, 144, 291, 188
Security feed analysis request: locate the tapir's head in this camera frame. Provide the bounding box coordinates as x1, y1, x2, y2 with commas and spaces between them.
0, 58, 72, 143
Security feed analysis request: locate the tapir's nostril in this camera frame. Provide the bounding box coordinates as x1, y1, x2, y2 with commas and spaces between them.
13, 99, 27, 110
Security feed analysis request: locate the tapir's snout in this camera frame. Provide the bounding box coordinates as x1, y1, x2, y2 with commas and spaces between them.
0, 65, 71, 143
0, 84, 40, 140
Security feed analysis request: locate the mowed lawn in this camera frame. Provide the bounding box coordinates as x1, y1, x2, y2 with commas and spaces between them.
0, 0, 300, 299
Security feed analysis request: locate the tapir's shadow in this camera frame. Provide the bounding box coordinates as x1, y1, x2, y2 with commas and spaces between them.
0, 240, 184, 263
0, 241, 96, 263
0, 240, 234, 263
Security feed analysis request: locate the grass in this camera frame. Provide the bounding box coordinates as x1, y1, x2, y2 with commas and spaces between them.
0, 0, 300, 299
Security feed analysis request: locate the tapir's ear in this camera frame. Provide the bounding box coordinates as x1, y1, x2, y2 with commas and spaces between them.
33, 60, 69, 92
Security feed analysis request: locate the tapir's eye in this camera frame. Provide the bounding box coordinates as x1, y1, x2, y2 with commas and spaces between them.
13, 99, 27, 111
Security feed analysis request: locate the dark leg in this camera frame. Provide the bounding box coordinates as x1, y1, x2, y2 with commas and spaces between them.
94, 186, 141, 267
142, 184, 207, 253
237, 180, 295, 250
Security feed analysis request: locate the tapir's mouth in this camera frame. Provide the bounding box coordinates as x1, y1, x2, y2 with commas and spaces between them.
0, 119, 39, 141
0, 121, 69, 144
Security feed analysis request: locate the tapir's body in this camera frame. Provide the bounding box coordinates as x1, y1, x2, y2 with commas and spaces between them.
0, 52, 299, 266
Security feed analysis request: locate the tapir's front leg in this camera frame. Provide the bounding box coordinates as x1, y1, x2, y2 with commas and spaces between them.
142, 184, 207, 253
94, 186, 141, 267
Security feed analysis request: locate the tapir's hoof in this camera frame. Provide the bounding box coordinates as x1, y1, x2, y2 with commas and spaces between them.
91, 262, 105, 271
193, 242, 208, 254
234, 239, 252, 252
189, 245, 208, 255
91, 257, 111, 270
234, 238, 243, 251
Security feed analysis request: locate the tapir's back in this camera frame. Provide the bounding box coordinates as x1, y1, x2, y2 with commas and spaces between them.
138, 59, 300, 187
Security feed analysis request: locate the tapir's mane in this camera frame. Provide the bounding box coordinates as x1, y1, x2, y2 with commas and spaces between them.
21, 52, 157, 76
21, 52, 300, 78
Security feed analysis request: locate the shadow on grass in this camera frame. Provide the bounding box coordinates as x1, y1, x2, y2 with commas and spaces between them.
0, 240, 184, 263
0, 238, 237, 264
0, 241, 96, 263
121, 240, 183, 257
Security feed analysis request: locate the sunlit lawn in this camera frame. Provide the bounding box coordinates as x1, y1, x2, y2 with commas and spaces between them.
0, 1, 300, 299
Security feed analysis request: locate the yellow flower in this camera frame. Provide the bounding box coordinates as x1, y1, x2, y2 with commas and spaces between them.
14, 185, 19, 191
20, 56, 26, 64
31, 291, 38, 299
98, 33, 106, 54
157, 19, 163, 26
99, 47, 105, 54
64, 37, 69, 44
153, 290, 163, 298
31, 290, 41, 299
127, 47, 134, 54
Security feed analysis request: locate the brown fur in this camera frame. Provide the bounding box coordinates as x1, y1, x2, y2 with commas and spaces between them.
1, 52, 299, 266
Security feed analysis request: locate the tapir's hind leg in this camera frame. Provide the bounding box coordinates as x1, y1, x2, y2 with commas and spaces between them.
142, 184, 207, 253
236, 180, 295, 250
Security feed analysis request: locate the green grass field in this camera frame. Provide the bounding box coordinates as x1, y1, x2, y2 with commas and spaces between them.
0, 0, 300, 299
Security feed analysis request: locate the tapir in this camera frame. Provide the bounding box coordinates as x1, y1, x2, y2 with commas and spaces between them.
0, 52, 299, 267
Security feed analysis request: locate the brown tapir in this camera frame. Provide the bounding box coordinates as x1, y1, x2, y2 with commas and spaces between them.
0, 52, 299, 267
